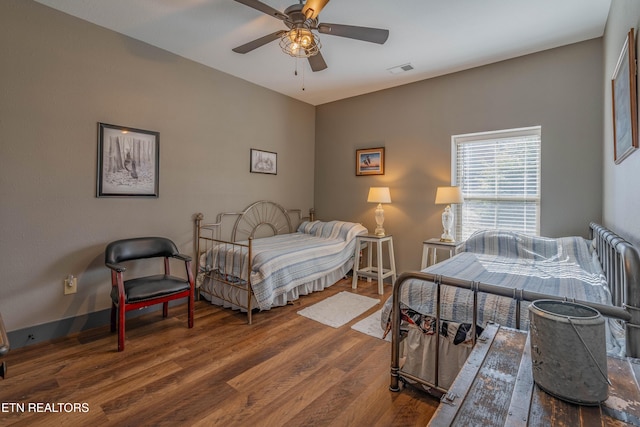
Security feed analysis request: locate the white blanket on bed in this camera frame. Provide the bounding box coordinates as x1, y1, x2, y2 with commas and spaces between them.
199, 220, 367, 310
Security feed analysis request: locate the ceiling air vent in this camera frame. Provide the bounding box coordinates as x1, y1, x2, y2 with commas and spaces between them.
387, 63, 414, 74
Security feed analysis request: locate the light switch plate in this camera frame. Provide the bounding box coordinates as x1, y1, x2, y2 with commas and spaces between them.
64, 277, 77, 295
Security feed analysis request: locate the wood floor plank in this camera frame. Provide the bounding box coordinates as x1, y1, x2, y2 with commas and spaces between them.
285, 340, 392, 426
227, 321, 361, 392
0, 278, 438, 426
242, 366, 348, 427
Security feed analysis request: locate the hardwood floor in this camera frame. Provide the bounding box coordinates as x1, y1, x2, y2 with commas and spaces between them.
0, 278, 439, 426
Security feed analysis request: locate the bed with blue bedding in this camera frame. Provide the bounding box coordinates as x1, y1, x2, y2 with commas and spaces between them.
195, 201, 367, 323
384, 226, 640, 392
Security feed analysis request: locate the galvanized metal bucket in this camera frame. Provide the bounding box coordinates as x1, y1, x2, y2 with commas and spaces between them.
529, 299, 609, 405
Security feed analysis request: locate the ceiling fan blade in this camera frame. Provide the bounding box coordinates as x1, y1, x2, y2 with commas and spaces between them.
302, 0, 330, 20
308, 52, 328, 72
318, 23, 389, 44
234, 0, 288, 21
232, 30, 286, 54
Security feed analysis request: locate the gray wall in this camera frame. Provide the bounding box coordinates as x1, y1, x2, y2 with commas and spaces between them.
0, 1, 315, 340
315, 39, 604, 273
603, 0, 640, 247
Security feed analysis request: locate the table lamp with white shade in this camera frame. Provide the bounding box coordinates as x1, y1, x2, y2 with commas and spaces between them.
367, 187, 391, 236
435, 186, 464, 242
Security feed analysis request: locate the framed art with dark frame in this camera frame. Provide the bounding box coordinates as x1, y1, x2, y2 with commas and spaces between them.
356, 147, 385, 176
612, 28, 638, 164
97, 122, 160, 197
250, 149, 277, 175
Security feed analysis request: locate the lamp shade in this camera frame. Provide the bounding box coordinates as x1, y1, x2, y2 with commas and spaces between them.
435, 186, 463, 205
368, 187, 391, 204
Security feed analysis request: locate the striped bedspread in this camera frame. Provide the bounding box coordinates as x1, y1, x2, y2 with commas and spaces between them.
382, 230, 623, 354
199, 220, 367, 310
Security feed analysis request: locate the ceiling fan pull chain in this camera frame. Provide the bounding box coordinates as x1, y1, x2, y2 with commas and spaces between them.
291, 57, 305, 91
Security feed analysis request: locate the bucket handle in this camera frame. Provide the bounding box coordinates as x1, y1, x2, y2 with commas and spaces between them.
568, 317, 611, 386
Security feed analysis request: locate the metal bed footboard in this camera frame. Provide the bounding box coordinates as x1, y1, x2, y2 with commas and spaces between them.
194, 213, 255, 324
389, 223, 640, 394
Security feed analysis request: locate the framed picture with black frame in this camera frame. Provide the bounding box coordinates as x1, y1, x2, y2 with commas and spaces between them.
97, 122, 160, 197
250, 149, 277, 175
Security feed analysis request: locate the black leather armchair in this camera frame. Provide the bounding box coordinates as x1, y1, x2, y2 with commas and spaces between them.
105, 237, 194, 351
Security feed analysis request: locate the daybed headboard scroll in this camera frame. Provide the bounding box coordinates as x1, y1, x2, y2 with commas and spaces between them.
194, 201, 314, 246
227, 201, 313, 242
229, 201, 292, 241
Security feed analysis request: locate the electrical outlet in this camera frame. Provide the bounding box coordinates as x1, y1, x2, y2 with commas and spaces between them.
64, 276, 77, 295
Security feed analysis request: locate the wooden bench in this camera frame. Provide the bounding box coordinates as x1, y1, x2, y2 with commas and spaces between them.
429, 323, 640, 426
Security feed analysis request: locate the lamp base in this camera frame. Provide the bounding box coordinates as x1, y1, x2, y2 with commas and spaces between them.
441, 205, 455, 242
374, 203, 386, 237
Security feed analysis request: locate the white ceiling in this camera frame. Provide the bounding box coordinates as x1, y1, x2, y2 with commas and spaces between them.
34, 0, 612, 106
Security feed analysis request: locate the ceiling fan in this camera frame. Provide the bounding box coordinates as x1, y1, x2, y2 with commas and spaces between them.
232, 0, 389, 72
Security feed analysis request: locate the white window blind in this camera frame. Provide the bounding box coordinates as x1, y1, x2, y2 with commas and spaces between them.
452, 126, 541, 241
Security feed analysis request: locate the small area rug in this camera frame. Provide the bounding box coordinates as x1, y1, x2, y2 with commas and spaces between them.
297, 291, 380, 328
351, 309, 391, 341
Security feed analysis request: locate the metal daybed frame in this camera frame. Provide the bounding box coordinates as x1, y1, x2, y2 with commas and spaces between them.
389, 222, 640, 395
194, 201, 314, 324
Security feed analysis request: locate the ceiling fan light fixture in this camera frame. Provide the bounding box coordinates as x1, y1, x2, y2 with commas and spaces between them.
233, 0, 389, 72
279, 25, 321, 58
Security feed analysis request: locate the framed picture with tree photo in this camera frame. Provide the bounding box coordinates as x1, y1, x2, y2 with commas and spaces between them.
97, 122, 160, 197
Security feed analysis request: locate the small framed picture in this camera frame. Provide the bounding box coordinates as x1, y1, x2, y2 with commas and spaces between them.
356, 147, 385, 176
250, 149, 277, 175
97, 123, 159, 197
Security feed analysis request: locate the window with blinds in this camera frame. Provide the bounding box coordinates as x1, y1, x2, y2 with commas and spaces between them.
452, 126, 541, 241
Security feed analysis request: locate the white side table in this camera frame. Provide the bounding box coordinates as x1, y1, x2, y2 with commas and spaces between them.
352, 234, 397, 294
421, 238, 460, 269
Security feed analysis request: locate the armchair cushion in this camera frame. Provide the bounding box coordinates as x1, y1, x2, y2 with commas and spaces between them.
111, 274, 191, 303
